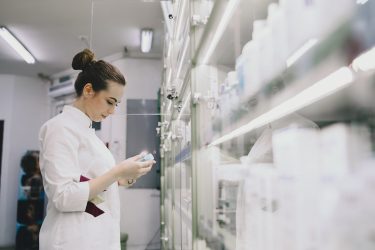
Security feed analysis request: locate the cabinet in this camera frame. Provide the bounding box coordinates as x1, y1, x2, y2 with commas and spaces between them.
159, 0, 375, 249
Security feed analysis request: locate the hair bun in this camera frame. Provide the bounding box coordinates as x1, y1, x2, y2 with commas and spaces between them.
72, 49, 96, 71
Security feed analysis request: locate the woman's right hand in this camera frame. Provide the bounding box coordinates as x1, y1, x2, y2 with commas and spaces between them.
115, 154, 155, 180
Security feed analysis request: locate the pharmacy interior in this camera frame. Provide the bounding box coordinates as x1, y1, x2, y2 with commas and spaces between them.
158, 0, 375, 249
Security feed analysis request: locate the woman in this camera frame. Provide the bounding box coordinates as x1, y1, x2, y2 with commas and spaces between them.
38, 49, 155, 250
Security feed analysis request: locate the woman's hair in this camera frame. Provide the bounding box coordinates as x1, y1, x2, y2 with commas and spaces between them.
72, 49, 126, 96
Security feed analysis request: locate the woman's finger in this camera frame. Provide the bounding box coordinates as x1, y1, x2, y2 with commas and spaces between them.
139, 166, 152, 175
138, 160, 155, 168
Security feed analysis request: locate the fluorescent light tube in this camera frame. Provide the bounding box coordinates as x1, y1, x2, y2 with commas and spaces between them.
356, 0, 368, 4
0, 26, 36, 64
201, 0, 241, 64
141, 29, 153, 53
352, 46, 375, 72
287, 39, 318, 68
209, 67, 354, 146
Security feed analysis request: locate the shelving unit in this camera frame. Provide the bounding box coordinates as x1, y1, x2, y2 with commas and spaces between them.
159, 0, 375, 249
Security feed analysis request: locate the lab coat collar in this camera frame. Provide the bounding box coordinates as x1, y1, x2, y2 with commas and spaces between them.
63, 105, 92, 129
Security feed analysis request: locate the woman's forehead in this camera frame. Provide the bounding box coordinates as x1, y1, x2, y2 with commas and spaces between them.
103, 81, 124, 98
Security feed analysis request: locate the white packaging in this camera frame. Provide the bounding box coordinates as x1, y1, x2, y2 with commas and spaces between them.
251, 165, 278, 250
235, 54, 246, 96
227, 70, 240, 118
318, 123, 372, 249
272, 127, 321, 250
267, 3, 288, 76
322, 162, 375, 250
236, 168, 260, 250
315, 0, 355, 38
279, 0, 306, 56
242, 39, 261, 100
253, 20, 274, 86
319, 123, 371, 178
227, 71, 238, 87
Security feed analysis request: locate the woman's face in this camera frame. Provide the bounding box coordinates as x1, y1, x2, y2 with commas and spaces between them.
84, 80, 124, 122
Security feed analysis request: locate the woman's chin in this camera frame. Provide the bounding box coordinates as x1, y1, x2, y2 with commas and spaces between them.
93, 117, 104, 122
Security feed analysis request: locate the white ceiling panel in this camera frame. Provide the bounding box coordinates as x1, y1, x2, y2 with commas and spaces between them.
0, 0, 164, 77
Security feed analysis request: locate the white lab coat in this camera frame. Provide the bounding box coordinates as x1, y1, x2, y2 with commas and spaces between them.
38, 105, 121, 250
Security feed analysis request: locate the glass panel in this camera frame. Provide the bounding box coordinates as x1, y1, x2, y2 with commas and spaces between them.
191, 0, 375, 250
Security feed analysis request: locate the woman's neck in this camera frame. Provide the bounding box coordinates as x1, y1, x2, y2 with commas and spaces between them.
72, 99, 90, 120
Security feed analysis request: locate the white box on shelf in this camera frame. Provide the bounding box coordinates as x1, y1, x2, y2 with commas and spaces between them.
272, 127, 321, 250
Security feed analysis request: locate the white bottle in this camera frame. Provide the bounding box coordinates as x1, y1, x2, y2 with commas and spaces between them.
267, 3, 288, 77
235, 53, 246, 96
242, 39, 260, 100
253, 20, 274, 86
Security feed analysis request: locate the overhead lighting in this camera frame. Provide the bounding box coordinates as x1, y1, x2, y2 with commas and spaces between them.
352, 46, 375, 72
287, 39, 318, 68
209, 67, 354, 146
356, 0, 368, 4
0, 26, 36, 64
201, 0, 241, 64
141, 29, 153, 53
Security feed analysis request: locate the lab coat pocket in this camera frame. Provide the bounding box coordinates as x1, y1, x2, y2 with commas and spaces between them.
55, 212, 88, 248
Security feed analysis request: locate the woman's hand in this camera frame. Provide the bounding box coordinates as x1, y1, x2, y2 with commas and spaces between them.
115, 154, 155, 181
118, 177, 136, 187
88, 154, 155, 199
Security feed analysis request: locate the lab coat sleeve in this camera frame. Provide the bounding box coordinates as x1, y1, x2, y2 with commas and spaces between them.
39, 123, 90, 212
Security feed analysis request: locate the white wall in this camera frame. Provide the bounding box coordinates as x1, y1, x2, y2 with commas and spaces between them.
119, 189, 161, 250
0, 75, 48, 246
100, 58, 162, 250
100, 58, 162, 162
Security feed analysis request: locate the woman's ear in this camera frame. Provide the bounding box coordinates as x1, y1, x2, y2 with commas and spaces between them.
83, 83, 94, 97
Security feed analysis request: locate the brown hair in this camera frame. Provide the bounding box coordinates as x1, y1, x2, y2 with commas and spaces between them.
71, 49, 126, 97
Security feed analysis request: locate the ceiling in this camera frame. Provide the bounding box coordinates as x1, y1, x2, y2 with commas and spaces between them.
0, 0, 164, 78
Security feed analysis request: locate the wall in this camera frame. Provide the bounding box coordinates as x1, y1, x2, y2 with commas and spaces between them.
100, 58, 162, 162
119, 189, 161, 250
0, 75, 48, 246
100, 58, 162, 249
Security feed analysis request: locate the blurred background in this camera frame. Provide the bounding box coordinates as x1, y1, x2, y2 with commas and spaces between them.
1, 0, 375, 250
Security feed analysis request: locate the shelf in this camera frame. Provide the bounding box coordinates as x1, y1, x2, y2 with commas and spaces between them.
166, 81, 191, 131
205, 17, 375, 146
175, 198, 193, 228
193, 0, 273, 66
175, 144, 191, 163
208, 68, 375, 147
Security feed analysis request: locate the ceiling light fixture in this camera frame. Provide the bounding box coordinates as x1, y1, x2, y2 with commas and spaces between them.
141, 29, 153, 53
0, 26, 36, 64
356, 0, 368, 4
